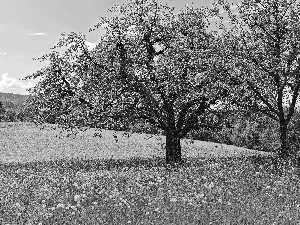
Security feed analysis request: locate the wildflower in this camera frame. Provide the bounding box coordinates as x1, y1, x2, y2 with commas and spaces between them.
195, 193, 204, 199
74, 195, 81, 202
170, 197, 177, 203
56, 203, 65, 209
204, 182, 214, 189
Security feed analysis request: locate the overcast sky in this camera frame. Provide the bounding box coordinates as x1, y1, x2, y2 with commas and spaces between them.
0, 0, 239, 95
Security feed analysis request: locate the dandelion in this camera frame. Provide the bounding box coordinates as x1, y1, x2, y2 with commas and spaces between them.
56, 203, 65, 209
204, 182, 214, 189
195, 193, 204, 199
74, 194, 81, 202
15, 202, 22, 208
170, 197, 177, 203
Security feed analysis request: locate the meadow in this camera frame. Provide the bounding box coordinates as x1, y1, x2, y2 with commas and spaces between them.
0, 122, 299, 224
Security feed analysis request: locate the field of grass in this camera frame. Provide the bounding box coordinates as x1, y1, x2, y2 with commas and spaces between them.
0, 122, 299, 224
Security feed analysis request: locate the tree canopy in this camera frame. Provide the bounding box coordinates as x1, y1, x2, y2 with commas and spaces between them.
25, 0, 243, 164
215, 0, 300, 158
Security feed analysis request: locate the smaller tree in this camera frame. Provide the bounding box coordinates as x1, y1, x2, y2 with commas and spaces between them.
216, 0, 300, 160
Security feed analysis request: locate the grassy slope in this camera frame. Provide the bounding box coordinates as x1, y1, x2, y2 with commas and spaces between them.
0, 122, 273, 164
0, 123, 299, 224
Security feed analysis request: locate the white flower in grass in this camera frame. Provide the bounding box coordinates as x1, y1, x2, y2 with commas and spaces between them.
170, 197, 177, 203
74, 194, 81, 202
195, 193, 204, 199
56, 203, 65, 209
181, 197, 188, 202
15, 202, 22, 208
204, 182, 214, 189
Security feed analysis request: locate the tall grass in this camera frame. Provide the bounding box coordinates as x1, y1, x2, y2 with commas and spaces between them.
1, 154, 300, 224
0, 121, 299, 224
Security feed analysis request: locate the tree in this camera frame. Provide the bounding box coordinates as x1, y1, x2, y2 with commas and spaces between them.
0, 102, 5, 122
215, 0, 300, 159
25, 0, 234, 164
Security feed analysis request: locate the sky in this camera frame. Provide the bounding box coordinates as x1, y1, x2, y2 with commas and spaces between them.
0, 0, 239, 95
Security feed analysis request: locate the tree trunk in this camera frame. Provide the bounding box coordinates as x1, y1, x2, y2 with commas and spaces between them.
165, 131, 182, 164
278, 122, 289, 159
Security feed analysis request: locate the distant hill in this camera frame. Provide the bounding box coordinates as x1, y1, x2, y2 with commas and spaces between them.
0, 92, 30, 108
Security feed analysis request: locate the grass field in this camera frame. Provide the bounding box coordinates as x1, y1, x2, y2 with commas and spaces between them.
0, 122, 299, 224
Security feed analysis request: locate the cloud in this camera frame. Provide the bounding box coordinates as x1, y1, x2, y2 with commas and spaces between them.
85, 41, 97, 51
0, 52, 7, 56
29, 32, 47, 36
0, 73, 36, 94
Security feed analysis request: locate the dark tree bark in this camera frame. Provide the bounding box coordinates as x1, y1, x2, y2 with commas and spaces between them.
278, 121, 289, 159
165, 130, 182, 164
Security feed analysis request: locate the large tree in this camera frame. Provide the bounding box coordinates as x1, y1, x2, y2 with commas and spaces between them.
215, 0, 300, 159
25, 0, 233, 164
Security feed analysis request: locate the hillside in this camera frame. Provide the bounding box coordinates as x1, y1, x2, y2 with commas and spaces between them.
0, 122, 274, 164
0, 92, 30, 108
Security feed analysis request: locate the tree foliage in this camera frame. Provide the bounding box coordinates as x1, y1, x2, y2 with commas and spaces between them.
215, 0, 300, 159
25, 0, 236, 164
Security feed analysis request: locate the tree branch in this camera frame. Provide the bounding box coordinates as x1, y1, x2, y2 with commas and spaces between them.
246, 80, 278, 115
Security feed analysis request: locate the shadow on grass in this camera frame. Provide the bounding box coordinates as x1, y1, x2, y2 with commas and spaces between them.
0, 156, 226, 173
0, 154, 293, 176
